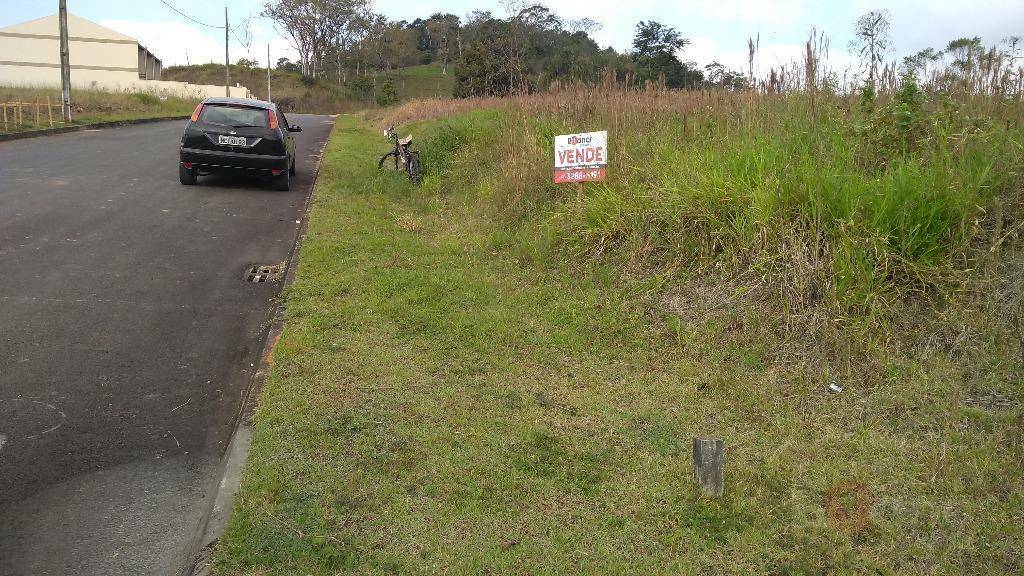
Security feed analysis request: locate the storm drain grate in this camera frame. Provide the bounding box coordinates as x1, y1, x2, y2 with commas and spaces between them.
244, 262, 286, 283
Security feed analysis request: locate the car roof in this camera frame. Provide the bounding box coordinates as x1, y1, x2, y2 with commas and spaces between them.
201, 96, 274, 110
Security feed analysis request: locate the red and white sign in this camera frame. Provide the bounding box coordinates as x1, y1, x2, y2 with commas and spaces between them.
553, 130, 607, 183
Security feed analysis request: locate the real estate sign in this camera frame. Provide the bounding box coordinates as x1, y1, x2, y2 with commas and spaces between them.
553, 130, 607, 183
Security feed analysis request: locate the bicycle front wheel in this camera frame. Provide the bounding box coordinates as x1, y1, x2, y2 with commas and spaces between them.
378, 151, 399, 171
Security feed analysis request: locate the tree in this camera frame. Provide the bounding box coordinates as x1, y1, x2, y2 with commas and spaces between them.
630, 21, 702, 89
276, 57, 301, 73
263, 0, 317, 75
263, 0, 369, 78
452, 7, 635, 96
632, 21, 688, 57
567, 18, 601, 36
850, 9, 891, 88
454, 19, 529, 97
349, 75, 374, 100
900, 47, 942, 81
425, 13, 460, 74
1003, 35, 1023, 69
705, 61, 748, 91
358, 15, 419, 72
946, 37, 983, 74
461, 10, 493, 47
514, 4, 561, 34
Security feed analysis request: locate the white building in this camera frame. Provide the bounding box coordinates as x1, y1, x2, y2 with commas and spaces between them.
0, 13, 249, 99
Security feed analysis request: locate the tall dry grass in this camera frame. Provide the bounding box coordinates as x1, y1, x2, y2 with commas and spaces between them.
379, 75, 1024, 391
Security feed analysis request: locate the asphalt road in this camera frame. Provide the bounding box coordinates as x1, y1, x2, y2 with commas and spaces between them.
0, 114, 334, 575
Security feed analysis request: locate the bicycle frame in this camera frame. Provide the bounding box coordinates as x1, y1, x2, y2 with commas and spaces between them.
384, 126, 413, 167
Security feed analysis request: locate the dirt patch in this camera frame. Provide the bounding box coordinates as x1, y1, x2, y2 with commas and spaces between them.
823, 480, 874, 535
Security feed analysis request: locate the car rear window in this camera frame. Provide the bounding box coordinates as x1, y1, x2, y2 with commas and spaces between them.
198, 104, 268, 128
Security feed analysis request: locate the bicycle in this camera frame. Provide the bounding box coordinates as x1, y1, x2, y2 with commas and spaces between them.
378, 125, 422, 184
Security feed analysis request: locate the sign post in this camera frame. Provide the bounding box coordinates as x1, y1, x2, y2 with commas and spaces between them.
553, 130, 608, 202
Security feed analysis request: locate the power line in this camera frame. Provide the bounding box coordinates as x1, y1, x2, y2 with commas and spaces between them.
160, 0, 254, 51
159, 0, 222, 29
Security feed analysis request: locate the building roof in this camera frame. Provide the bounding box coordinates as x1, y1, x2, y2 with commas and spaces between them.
0, 13, 136, 42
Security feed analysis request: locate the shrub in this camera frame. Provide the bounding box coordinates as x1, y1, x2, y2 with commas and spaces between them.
274, 95, 296, 112
376, 79, 399, 107
349, 76, 374, 101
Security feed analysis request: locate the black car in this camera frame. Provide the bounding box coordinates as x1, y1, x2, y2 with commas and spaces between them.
178, 97, 302, 191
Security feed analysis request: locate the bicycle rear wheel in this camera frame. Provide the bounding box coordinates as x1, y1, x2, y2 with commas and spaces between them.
406, 152, 422, 185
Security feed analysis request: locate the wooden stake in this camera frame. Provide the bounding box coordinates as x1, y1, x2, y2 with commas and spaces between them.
2, 104, 7, 131
693, 437, 724, 496
35, 101, 40, 127
47, 95, 53, 126
577, 181, 584, 204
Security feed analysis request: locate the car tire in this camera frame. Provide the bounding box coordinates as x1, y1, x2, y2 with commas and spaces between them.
275, 169, 290, 191
179, 163, 197, 185
289, 156, 296, 176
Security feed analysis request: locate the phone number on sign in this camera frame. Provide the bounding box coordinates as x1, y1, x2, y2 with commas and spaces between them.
553, 168, 606, 183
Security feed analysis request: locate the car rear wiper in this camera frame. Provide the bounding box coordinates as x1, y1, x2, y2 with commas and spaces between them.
231, 124, 264, 128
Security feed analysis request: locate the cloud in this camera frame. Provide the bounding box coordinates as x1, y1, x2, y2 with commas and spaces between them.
685, 35, 856, 77
101, 19, 224, 65
100, 17, 297, 66
690, 0, 802, 26
842, 0, 1024, 54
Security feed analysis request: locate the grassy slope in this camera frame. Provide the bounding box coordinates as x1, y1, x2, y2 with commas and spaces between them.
388, 64, 456, 100
0, 87, 193, 134
212, 111, 1022, 575
164, 63, 454, 114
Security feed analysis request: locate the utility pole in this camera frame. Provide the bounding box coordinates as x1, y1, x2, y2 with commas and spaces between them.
266, 44, 271, 102
58, 0, 72, 122
224, 6, 230, 97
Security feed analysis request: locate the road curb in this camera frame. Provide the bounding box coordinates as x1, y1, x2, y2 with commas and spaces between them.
0, 115, 189, 142
179, 116, 337, 576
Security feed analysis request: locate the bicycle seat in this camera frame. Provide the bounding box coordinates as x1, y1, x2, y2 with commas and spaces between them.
399, 135, 413, 146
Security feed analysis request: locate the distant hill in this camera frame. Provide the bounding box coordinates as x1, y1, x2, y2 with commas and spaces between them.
163, 63, 454, 114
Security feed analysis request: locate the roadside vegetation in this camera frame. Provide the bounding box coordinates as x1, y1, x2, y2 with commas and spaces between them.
211, 81, 1023, 576
208, 6, 1024, 575
0, 86, 195, 134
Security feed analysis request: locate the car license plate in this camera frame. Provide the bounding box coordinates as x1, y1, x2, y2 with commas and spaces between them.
218, 135, 246, 146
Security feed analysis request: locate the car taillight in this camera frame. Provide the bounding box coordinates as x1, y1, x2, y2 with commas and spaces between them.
267, 109, 278, 130
190, 103, 204, 122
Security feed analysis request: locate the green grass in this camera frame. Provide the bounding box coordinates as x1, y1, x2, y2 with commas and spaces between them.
210, 111, 1024, 575
0, 86, 194, 134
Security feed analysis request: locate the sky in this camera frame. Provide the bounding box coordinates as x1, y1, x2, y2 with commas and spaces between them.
1, 0, 1021, 75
